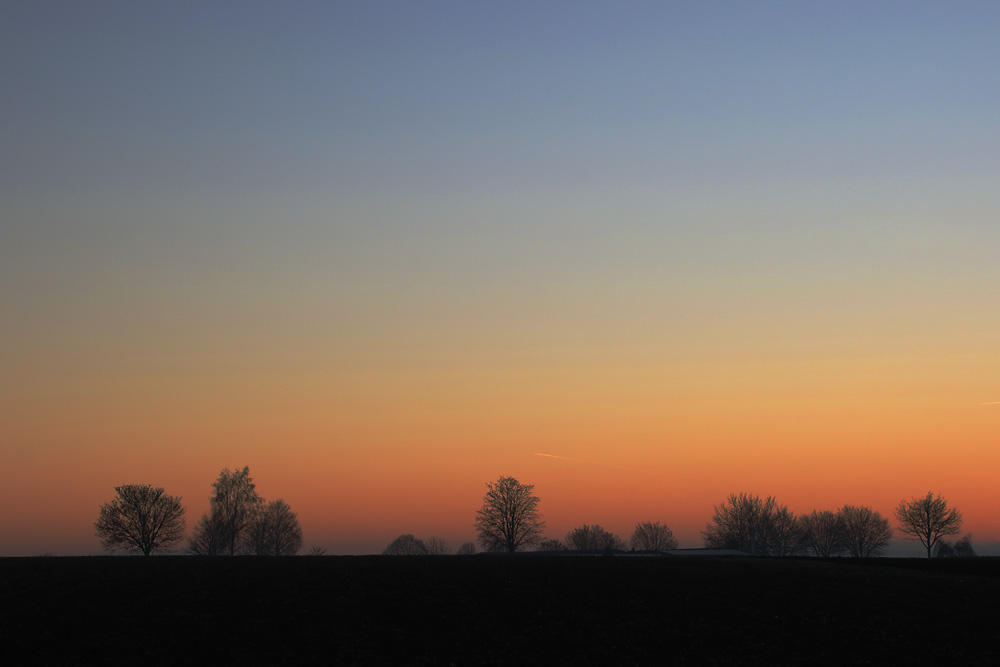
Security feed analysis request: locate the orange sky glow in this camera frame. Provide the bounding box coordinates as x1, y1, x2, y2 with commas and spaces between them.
3, 3, 998, 557
4, 343, 998, 555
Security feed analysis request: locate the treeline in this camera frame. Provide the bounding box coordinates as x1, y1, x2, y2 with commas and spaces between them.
382, 477, 973, 560
95, 472, 974, 559
382, 521, 678, 556
704, 493, 895, 557
702, 491, 972, 559
95, 467, 303, 556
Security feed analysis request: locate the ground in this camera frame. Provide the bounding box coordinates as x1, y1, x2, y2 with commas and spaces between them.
2, 555, 997, 665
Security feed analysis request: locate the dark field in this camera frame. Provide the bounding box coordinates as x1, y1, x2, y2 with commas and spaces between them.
2, 555, 998, 665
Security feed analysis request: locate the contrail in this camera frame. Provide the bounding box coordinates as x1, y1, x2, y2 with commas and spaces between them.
532, 452, 660, 474
981, 401, 1000, 405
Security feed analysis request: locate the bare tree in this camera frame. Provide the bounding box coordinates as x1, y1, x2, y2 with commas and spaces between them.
536, 538, 567, 551
210, 466, 263, 555
383, 534, 427, 555
798, 510, 846, 557
247, 510, 268, 555
934, 541, 955, 558
425, 536, 452, 555
565, 524, 626, 551
953, 535, 976, 558
95, 484, 185, 556
703, 493, 803, 556
474, 476, 544, 553
933, 536, 976, 558
765, 505, 805, 556
895, 492, 963, 559
838, 505, 892, 557
705, 493, 761, 554
308, 545, 328, 556
188, 508, 226, 555
630, 521, 679, 550
456, 542, 477, 555
248, 499, 303, 556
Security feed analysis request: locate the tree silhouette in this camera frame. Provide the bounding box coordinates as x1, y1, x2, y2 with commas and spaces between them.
837, 505, 892, 557
565, 524, 626, 551
189, 466, 262, 555
630, 521, 679, 550
953, 535, 976, 558
188, 509, 226, 555
798, 510, 846, 557
474, 476, 544, 553
383, 534, 427, 555
895, 492, 962, 559
536, 538, 567, 551
248, 499, 303, 556
456, 542, 477, 555
933, 535, 976, 558
95, 484, 185, 556
216, 467, 262, 555
425, 536, 452, 555
764, 504, 803, 556
934, 541, 955, 558
703, 493, 802, 556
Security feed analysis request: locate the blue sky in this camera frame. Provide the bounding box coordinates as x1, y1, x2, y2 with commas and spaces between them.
5, 1, 998, 202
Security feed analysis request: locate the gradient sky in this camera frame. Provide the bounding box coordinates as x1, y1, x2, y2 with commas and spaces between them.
2, 1, 998, 556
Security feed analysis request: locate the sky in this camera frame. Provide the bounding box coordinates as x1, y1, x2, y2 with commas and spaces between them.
2, 1, 998, 556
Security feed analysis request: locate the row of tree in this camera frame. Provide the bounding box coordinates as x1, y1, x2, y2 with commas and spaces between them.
466, 477, 969, 559
462, 476, 685, 554
703, 491, 967, 559
383, 521, 678, 556
382, 534, 473, 556
537, 521, 679, 552
97, 472, 969, 559
704, 493, 895, 557
95, 467, 303, 556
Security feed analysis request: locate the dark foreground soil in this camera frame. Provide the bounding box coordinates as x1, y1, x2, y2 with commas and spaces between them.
2, 555, 998, 665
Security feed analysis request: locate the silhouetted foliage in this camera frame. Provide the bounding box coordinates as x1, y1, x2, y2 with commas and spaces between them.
565, 524, 626, 551
95, 484, 185, 556
474, 476, 544, 553
456, 542, 477, 555
215, 466, 263, 555
838, 505, 892, 557
630, 521, 679, 550
248, 499, 303, 556
191, 467, 263, 556
308, 545, 328, 556
953, 535, 976, 558
188, 509, 227, 555
703, 493, 803, 556
935, 535, 977, 558
536, 538, 567, 551
798, 510, 846, 557
767, 505, 804, 556
383, 534, 428, 555
934, 541, 955, 558
425, 536, 452, 555
895, 492, 963, 559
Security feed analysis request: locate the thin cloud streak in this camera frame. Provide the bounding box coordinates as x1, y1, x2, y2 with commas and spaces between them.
980, 401, 1000, 405
533, 452, 661, 474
